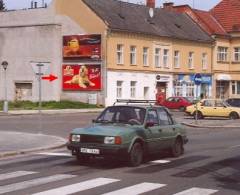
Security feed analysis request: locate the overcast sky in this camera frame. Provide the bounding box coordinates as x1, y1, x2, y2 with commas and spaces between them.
4, 0, 221, 11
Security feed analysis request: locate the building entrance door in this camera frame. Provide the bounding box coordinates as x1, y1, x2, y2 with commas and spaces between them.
216, 81, 229, 99
156, 82, 167, 104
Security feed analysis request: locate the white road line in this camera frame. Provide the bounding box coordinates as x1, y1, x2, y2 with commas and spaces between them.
37, 152, 72, 157
32, 178, 120, 195
173, 187, 218, 195
102, 182, 166, 195
150, 160, 171, 164
0, 171, 37, 181
0, 174, 76, 194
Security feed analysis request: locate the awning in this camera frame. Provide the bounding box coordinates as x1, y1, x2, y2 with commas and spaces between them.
216, 74, 231, 81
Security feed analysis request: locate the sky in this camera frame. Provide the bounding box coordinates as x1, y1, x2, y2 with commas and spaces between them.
4, 0, 221, 11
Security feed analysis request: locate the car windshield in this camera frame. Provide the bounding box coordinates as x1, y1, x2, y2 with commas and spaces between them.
96, 106, 146, 125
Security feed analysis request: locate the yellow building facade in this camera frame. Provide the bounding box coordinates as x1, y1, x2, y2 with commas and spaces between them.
53, 0, 213, 105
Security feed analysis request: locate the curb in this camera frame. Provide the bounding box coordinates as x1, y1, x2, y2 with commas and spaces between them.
0, 142, 67, 159
0, 108, 104, 116
181, 122, 238, 128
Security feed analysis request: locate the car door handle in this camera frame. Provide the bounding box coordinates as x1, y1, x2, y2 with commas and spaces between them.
173, 128, 176, 131
158, 129, 162, 132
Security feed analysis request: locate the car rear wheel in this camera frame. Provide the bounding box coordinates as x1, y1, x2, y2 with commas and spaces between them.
128, 142, 143, 167
171, 138, 184, 157
229, 112, 239, 120
193, 111, 203, 120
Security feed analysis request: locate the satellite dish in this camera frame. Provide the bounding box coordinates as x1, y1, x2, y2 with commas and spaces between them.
149, 8, 154, 18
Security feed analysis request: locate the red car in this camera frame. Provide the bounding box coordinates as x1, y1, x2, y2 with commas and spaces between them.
159, 97, 193, 111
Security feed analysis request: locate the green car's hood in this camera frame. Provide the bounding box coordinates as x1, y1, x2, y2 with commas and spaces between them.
72, 123, 137, 136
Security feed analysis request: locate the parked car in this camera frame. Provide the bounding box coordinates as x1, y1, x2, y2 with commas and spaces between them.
67, 100, 188, 167
226, 98, 240, 107
159, 97, 193, 111
185, 99, 240, 119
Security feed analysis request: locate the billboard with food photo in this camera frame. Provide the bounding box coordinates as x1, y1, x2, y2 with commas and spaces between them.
63, 34, 101, 60
62, 64, 101, 91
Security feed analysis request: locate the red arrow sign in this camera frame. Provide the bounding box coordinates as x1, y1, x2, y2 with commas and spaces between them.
42, 74, 58, 82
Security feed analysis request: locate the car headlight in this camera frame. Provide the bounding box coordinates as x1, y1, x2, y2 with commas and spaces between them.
104, 136, 115, 144
104, 136, 122, 144
71, 134, 81, 142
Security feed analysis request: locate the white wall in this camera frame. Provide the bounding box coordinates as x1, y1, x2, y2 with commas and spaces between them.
105, 71, 173, 106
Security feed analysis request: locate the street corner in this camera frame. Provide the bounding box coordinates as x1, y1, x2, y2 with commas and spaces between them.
0, 131, 67, 158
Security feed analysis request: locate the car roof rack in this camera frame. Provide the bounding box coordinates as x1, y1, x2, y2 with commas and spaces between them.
113, 99, 157, 106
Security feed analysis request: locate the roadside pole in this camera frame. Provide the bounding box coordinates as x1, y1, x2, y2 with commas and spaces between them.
37, 63, 44, 114
194, 74, 202, 125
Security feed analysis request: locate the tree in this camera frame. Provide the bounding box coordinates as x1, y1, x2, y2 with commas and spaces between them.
0, 0, 5, 11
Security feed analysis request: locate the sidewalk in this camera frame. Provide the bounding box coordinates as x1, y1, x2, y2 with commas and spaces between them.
179, 117, 240, 128
0, 131, 67, 158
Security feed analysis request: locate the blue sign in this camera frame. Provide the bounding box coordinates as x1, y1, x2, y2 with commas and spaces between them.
194, 74, 202, 85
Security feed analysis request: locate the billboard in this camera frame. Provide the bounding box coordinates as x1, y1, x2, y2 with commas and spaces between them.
63, 34, 101, 60
62, 64, 101, 91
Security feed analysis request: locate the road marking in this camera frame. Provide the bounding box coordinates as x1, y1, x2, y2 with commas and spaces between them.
37, 152, 72, 157
0, 174, 76, 194
150, 160, 171, 164
0, 171, 36, 181
173, 187, 218, 195
102, 182, 166, 195
32, 177, 120, 195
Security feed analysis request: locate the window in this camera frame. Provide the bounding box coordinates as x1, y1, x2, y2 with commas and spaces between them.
202, 53, 207, 70
174, 81, 183, 96
143, 47, 149, 66
157, 108, 173, 125
15, 83, 32, 101
217, 47, 228, 62
116, 81, 123, 98
174, 50, 180, 68
117, 44, 124, 64
130, 81, 137, 98
186, 82, 194, 97
144, 87, 149, 99
154, 48, 161, 67
146, 110, 159, 125
130, 46, 136, 65
163, 49, 169, 68
188, 52, 194, 69
231, 81, 240, 95
234, 47, 240, 62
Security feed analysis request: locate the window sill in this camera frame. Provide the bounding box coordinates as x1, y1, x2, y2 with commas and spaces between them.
231, 61, 240, 64
217, 61, 230, 64
117, 63, 124, 66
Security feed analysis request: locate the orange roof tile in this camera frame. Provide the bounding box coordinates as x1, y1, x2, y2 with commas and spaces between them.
210, 0, 240, 32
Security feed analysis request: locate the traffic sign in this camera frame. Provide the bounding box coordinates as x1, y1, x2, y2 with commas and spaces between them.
30, 61, 50, 76
42, 74, 58, 82
194, 73, 202, 85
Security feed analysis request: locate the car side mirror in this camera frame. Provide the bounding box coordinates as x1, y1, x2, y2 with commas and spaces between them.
145, 122, 155, 128
92, 119, 97, 123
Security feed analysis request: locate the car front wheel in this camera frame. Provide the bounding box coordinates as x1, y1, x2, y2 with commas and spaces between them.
128, 142, 143, 167
171, 138, 183, 157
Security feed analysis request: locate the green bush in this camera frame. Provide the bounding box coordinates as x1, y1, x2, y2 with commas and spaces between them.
0, 100, 101, 110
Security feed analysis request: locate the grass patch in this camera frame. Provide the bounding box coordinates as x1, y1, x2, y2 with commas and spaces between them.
0, 101, 101, 110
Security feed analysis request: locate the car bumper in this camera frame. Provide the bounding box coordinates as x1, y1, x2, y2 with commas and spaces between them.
67, 142, 129, 158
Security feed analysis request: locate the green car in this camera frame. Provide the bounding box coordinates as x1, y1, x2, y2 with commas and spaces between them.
67, 102, 188, 166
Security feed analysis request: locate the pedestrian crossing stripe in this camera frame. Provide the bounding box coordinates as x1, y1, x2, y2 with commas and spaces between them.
0, 174, 76, 194
32, 178, 120, 195
102, 182, 166, 195
0, 171, 36, 181
172, 187, 218, 195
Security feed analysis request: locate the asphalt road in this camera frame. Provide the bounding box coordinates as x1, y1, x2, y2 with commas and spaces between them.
0, 112, 240, 194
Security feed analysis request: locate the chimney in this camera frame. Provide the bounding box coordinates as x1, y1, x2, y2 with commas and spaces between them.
163, 2, 174, 10
34, 1, 38, 8
146, 0, 155, 8
31, 1, 34, 8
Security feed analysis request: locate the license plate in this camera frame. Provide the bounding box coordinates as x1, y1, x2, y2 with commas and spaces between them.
80, 148, 100, 154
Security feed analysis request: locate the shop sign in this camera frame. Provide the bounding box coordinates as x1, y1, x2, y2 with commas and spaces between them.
63, 34, 101, 60
194, 74, 202, 85
62, 64, 101, 91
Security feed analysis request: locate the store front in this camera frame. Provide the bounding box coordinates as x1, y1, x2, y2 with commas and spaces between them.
173, 74, 212, 98
215, 74, 231, 99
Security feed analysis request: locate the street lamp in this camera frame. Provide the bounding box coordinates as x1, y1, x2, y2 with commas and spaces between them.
1, 61, 8, 113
